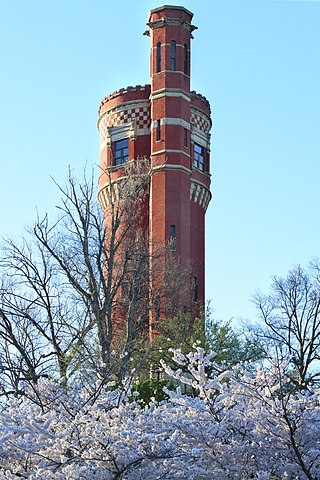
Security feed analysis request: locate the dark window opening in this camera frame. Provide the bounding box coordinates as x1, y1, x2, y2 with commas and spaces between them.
155, 297, 161, 320
156, 119, 161, 141
184, 44, 188, 75
114, 138, 129, 165
193, 143, 205, 171
193, 276, 198, 302
171, 41, 176, 71
156, 42, 161, 73
170, 224, 176, 251
184, 128, 188, 147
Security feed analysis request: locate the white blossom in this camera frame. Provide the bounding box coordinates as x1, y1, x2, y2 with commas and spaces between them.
0, 347, 319, 479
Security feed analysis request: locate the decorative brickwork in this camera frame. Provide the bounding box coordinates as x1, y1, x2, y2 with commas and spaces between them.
190, 180, 211, 211
99, 101, 151, 150
190, 109, 211, 134
98, 6, 213, 326
98, 181, 119, 209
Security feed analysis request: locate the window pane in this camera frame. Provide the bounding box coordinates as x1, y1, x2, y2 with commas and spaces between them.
117, 139, 128, 149
114, 139, 129, 165
194, 143, 204, 171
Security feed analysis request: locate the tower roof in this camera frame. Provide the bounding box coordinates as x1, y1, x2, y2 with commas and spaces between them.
148, 5, 193, 19
146, 5, 197, 36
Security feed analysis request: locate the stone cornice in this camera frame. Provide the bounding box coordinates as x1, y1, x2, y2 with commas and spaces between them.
190, 179, 212, 211
151, 149, 190, 158
151, 163, 192, 176
151, 118, 190, 130
150, 87, 191, 102
149, 5, 193, 17
98, 162, 212, 212
146, 17, 197, 34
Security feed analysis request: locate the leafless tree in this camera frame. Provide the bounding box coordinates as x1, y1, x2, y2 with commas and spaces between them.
0, 160, 189, 397
253, 264, 320, 389
0, 159, 192, 397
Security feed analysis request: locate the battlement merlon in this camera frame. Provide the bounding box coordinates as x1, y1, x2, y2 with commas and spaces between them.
98, 84, 151, 116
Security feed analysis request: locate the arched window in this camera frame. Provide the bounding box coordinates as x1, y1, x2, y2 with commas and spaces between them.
170, 41, 176, 71
156, 42, 161, 73
184, 44, 188, 75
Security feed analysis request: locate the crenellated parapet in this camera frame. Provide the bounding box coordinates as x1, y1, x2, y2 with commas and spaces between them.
190, 90, 211, 115
98, 84, 151, 153
98, 84, 151, 116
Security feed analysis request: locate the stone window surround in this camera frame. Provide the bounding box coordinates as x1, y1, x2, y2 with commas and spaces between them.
106, 123, 135, 147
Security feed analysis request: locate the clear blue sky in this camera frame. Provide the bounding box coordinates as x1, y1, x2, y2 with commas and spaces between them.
0, 0, 319, 324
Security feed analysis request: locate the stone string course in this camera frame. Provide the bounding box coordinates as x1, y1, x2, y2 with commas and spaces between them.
98, 85, 211, 144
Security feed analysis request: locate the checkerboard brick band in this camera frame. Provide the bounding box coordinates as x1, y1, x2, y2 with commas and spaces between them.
99, 103, 151, 147
100, 105, 210, 147
104, 105, 150, 129
190, 110, 211, 133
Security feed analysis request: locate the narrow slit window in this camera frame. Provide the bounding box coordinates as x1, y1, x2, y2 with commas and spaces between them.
184, 128, 188, 147
156, 119, 161, 141
170, 224, 176, 251
170, 41, 176, 71
156, 42, 161, 73
184, 44, 188, 75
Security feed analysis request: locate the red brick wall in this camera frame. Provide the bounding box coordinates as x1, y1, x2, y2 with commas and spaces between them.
98, 6, 212, 330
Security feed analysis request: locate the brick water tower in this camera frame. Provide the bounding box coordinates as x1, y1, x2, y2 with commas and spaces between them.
97, 5, 212, 329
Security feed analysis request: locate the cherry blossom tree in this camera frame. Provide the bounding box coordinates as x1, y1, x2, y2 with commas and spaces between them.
0, 344, 319, 479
